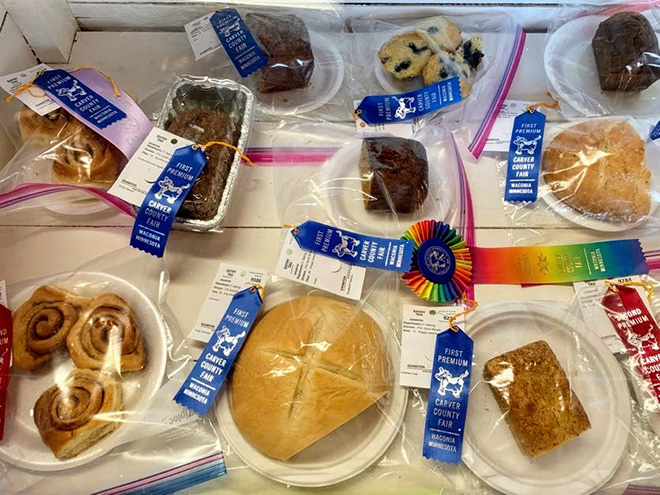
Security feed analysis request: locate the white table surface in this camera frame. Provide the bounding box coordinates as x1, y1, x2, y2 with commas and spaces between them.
1, 27, 659, 495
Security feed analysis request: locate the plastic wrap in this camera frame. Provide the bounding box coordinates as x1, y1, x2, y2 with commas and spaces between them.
347, 11, 525, 158
0, 248, 225, 495
545, 1, 660, 118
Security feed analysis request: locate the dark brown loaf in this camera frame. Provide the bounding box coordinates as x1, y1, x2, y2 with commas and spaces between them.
244, 12, 314, 93
483, 341, 591, 458
358, 137, 429, 214
165, 108, 237, 221
592, 12, 660, 92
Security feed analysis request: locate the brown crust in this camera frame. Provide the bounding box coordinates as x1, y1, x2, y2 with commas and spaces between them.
483, 341, 591, 458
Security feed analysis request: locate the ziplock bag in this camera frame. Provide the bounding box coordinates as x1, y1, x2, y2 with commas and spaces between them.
347, 11, 525, 159
545, 1, 660, 118
0, 247, 225, 495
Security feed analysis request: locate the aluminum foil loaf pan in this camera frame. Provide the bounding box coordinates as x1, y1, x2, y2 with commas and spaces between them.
155, 75, 255, 231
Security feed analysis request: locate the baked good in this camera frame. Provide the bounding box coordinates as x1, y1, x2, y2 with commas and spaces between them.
244, 12, 315, 93
359, 137, 429, 214
592, 12, 660, 92
66, 293, 147, 372
542, 120, 651, 223
53, 119, 124, 188
12, 286, 91, 371
34, 369, 123, 459
18, 106, 69, 146
483, 341, 591, 458
414, 15, 463, 54
231, 296, 390, 461
423, 50, 472, 99
461, 37, 484, 70
165, 108, 237, 221
379, 33, 432, 80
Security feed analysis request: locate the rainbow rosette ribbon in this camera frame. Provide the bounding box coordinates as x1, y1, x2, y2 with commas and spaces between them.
402, 220, 473, 303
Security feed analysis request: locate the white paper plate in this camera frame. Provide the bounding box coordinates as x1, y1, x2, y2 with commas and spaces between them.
216, 288, 408, 487
317, 140, 449, 237
545, 14, 660, 117
255, 32, 344, 116
539, 118, 660, 232
462, 301, 631, 495
0, 272, 168, 471
39, 189, 110, 217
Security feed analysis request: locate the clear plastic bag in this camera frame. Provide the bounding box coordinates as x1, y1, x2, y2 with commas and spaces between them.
546, 1, 660, 118
0, 247, 224, 495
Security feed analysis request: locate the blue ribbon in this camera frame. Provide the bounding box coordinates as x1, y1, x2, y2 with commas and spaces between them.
210, 9, 268, 78
174, 287, 263, 416
34, 69, 126, 130
423, 327, 473, 464
356, 77, 462, 125
292, 220, 414, 272
130, 145, 206, 258
651, 121, 660, 141
504, 109, 546, 203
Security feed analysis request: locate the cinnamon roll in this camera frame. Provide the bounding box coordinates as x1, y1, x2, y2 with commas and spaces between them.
17, 105, 69, 146
34, 369, 123, 459
52, 120, 124, 188
12, 286, 91, 371
66, 293, 147, 372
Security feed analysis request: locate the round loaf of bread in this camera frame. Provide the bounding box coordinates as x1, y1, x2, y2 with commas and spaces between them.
542, 120, 651, 223
230, 296, 390, 461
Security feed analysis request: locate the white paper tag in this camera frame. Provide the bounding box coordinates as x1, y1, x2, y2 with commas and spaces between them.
185, 13, 222, 61
483, 99, 535, 152
275, 231, 366, 301
574, 276, 652, 354
108, 127, 194, 207
353, 100, 423, 139
400, 304, 464, 389
188, 262, 268, 343
0, 64, 60, 116
0, 281, 6, 307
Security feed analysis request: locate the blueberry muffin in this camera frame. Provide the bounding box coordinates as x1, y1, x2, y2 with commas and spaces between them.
423, 51, 472, 99
379, 33, 432, 80
414, 15, 463, 54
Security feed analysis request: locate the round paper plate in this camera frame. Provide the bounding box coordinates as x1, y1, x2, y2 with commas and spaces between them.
255, 32, 344, 116
545, 14, 660, 117
216, 288, 408, 487
462, 301, 631, 495
0, 272, 168, 471
539, 118, 660, 232
317, 140, 450, 237
39, 189, 110, 217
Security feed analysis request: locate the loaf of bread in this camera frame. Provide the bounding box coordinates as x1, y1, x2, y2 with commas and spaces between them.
592, 12, 660, 92
483, 341, 591, 458
358, 137, 429, 214
165, 108, 238, 221
231, 296, 390, 461
542, 120, 651, 223
245, 12, 315, 93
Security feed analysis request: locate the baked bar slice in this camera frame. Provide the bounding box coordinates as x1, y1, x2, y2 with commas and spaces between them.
483, 340, 591, 458
358, 137, 429, 214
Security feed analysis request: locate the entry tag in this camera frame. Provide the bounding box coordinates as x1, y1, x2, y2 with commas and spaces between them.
0, 281, 12, 441
651, 121, 660, 141
174, 287, 263, 415
504, 110, 546, 202
130, 145, 206, 258
210, 9, 267, 78
355, 78, 461, 125
292, 220, 414, 272
0, 64, 59, 115
602, 285, 660, 403
423, 327, 473, 464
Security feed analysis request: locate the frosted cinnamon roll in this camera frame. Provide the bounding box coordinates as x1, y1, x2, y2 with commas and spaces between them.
52, 120, 124, 188
67, 293, 147, 372
17, 105, 69, 146
34, 369, 123, 459
12, 286, 91, 371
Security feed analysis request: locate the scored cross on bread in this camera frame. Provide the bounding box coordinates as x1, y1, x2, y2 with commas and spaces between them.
230, 296, 390, 461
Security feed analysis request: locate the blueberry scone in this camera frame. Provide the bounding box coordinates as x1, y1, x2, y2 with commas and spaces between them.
414, 16, 463, 54
423, 50, 472, 99
461, 37, 484, 70
379, 33, 432, 80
